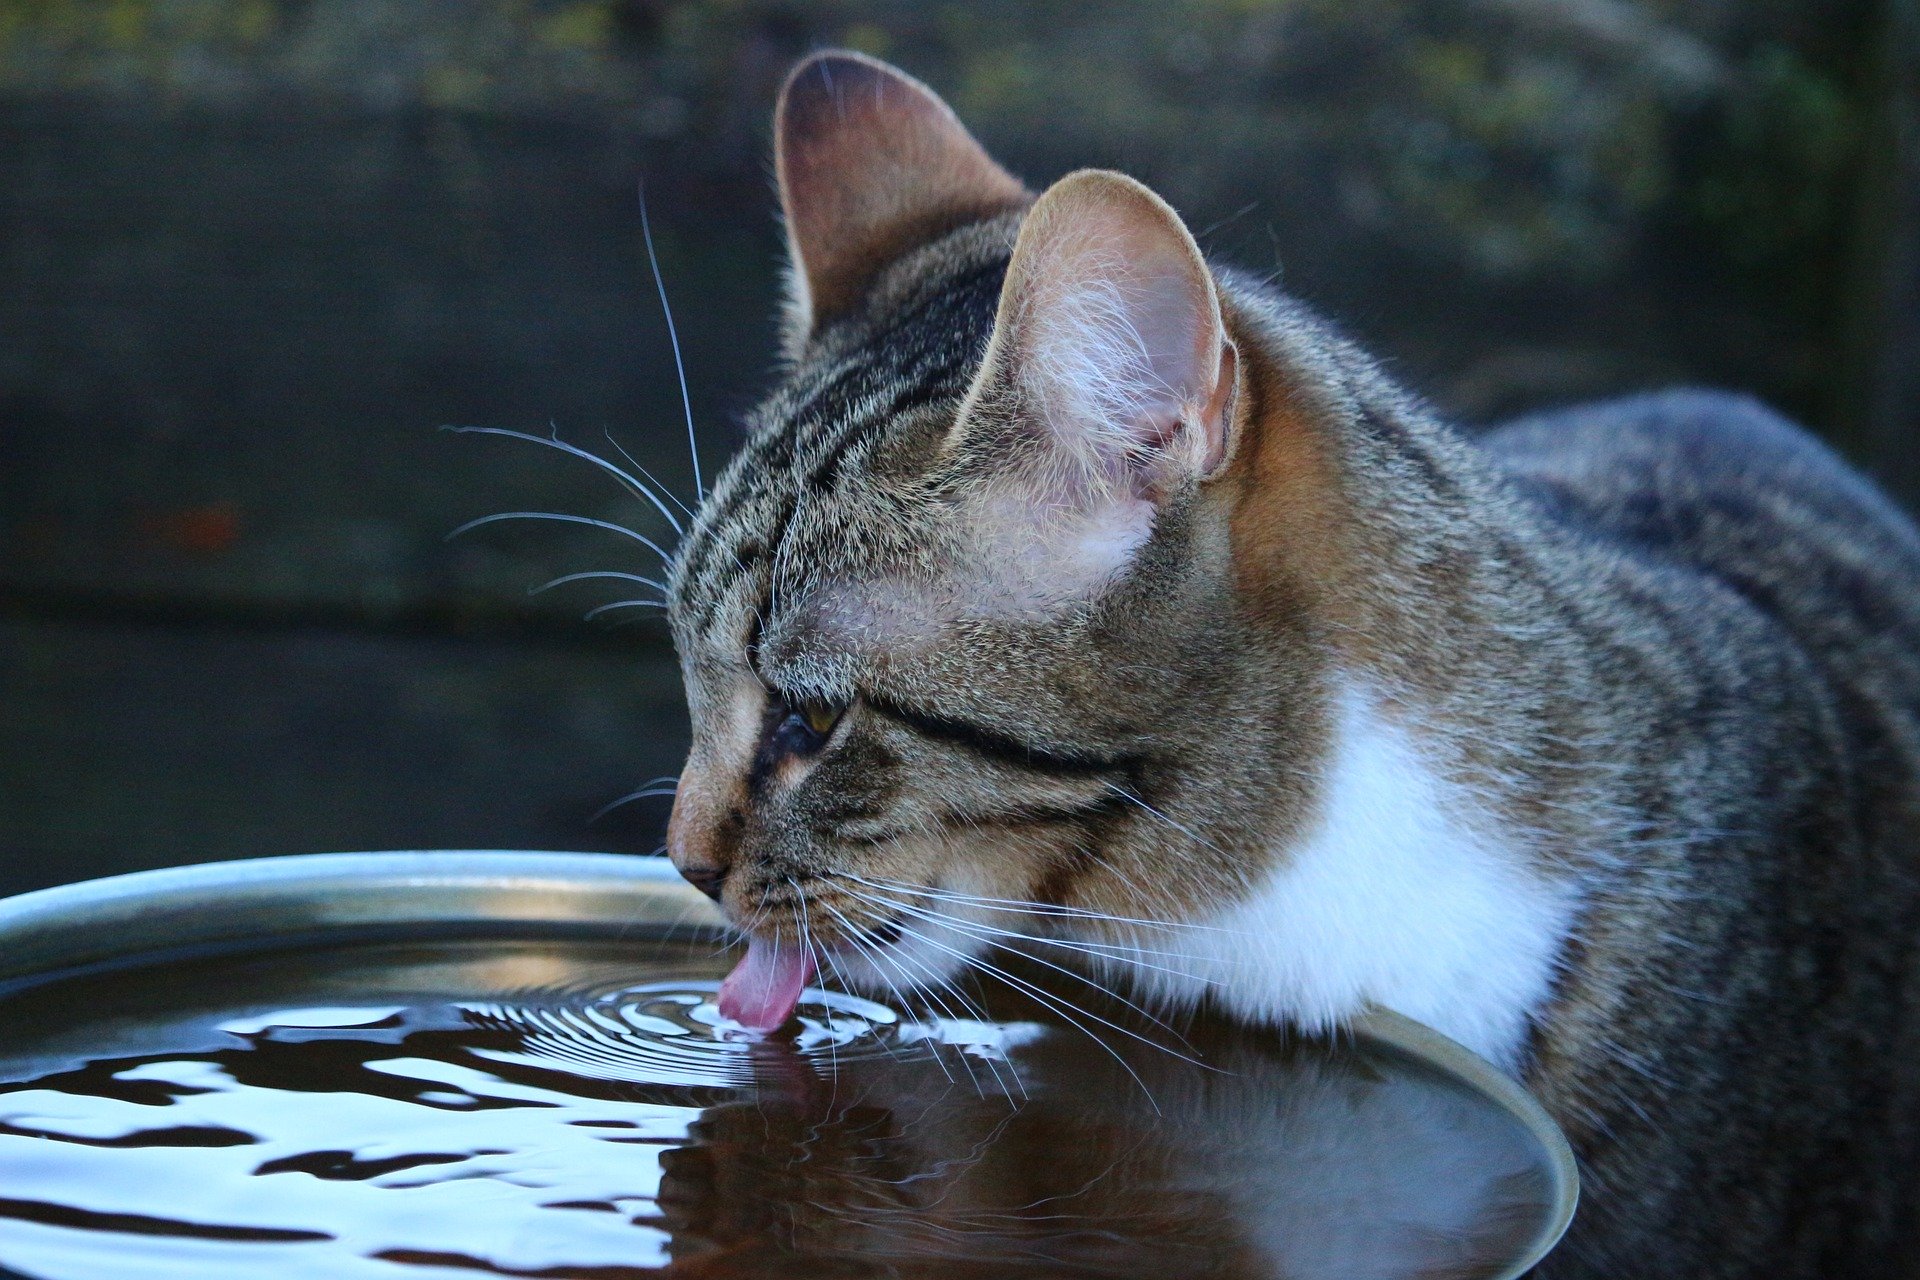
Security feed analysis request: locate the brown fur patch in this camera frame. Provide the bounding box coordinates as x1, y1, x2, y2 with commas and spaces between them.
1222, 301, 1348, 640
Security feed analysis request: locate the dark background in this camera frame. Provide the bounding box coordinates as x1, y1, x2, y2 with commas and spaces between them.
3, 0, 1916, 899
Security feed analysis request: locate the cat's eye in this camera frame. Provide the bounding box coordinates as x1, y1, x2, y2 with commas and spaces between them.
763, 696, 846, 762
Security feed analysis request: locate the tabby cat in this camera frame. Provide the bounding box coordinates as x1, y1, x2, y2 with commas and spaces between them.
661, 50, 1920, 1278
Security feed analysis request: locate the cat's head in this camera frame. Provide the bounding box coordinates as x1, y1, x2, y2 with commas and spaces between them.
666, 51, 1333, 993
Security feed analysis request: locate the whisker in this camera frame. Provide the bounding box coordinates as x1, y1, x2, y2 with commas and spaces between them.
814, 942, 910, 1071
582, 598, 669, 621
911, 935, 1158, 1065
529, 570, 670, 598
822, 903, 958, 1087
848, 875, 1202, 963
604, 428, 698, 521
854, 933, 997, 1095
836, 905, 1019, 1101
876, 941, 1019, 1103
649, 880, 719, 951
638, 179, 702, 501
1103, 782, 1232, 858
840, 872, 1240, 935
852, 884, 1216, 986
876, 889, 1206, 964
845, 887, 1209, 1055
445, 511, 676, 569
441, 424, 684, 536
792, 883, 840, 1100
587, 778, 681, 825
873, 915, 1171, 1109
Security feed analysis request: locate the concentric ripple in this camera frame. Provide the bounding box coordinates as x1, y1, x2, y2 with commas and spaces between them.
464, 972, 920, 1088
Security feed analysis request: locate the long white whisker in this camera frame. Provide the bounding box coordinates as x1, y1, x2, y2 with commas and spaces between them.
582, 598, 669, 620
833, 904, 1018, 1101
638, 180, 701, 501
442, 424, 684, 536
1103, 782, 1231, 858
851, 885, 1215, 985
842, 872, 1172, 927
445, 511, 676, 569
860, 916, 1023, 1102
848, 877, 1203, 964
874, 914, 1169, 1109
814, 940, 911, 1072
817, 951, 907, 1096
846, 888, 1208, 1055
822, 903, 957, 1087
849, 925, 994, 1095
529, 570, 670, 598
598, 614, 669, 632
587, 782, 680, 824
863, 885, 1203, 962
840, 872, 1239, 935
792, 882, 839, 1098
604, 429, 697, 521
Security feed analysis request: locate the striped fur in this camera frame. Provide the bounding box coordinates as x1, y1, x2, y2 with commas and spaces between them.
663, 51, 1920, 1278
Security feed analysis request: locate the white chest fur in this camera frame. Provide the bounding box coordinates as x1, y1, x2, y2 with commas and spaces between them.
1122, 685, 1578, 1071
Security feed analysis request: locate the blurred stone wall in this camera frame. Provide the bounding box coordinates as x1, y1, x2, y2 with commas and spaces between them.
1, 0, 1913, 895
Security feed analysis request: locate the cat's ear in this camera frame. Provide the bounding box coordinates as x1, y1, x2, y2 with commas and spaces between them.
960, 168, 1237, 501
776, 50, 1028, 347
940, 171, 1238, 603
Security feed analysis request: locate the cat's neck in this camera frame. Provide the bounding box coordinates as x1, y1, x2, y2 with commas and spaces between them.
1187, 284, 1622, 1065
1226, 283, 1624, 838
1175, 680, 1580, 1068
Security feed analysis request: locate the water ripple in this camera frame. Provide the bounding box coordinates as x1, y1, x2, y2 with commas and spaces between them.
463, 974, 915, 1088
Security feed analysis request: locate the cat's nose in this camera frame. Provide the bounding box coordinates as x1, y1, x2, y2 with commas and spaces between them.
667, 772, 735, 904
679, 862, 728, 902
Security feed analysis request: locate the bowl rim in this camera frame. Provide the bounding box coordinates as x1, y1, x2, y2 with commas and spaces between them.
0, 849, 1579, 1276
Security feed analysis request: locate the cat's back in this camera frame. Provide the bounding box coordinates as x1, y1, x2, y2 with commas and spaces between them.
1481, 390, 1920, 1278
1482, 389, 1920, 718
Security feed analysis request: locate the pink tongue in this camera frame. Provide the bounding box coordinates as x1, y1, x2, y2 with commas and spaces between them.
717, 937, 817, 1033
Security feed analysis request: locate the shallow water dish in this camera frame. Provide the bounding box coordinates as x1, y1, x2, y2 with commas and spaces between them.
0, 851, 1577, 1279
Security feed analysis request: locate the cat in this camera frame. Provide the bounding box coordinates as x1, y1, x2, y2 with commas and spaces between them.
660, 49, 1920, 1279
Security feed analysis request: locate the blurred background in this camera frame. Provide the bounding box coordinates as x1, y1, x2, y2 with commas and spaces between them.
1, 0, 1915, 898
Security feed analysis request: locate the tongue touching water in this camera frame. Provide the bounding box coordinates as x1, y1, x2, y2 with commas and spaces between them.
714, 936, 816, 1033
0, 934, 1563, 1279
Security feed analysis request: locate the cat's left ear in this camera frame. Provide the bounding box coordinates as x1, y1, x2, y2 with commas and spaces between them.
776, 51, 1029, 349
959, 169, 1238, 504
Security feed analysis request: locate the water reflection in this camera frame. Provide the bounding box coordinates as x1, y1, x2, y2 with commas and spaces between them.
0, 939, 1554, 1279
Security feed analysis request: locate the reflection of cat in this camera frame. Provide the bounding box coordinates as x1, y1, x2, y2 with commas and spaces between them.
656, 1021, 1547, 1280
664, 48, 1920, 1279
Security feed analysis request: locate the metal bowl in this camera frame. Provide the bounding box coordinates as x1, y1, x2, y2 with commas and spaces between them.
0, 850, 1578, 1278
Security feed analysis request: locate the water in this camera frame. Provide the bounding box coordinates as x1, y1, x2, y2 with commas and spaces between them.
0, 936, 1557, 1279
